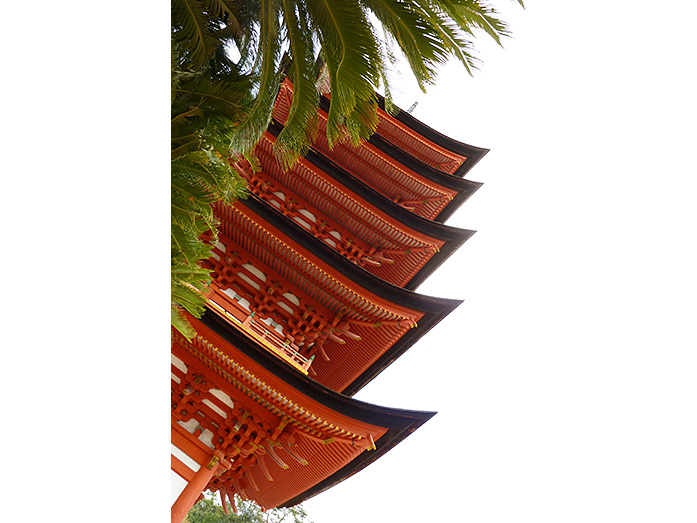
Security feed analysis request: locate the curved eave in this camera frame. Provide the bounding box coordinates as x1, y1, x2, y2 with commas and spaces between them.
339, 291, 461, 395
195, 311, 436, 430
238, 196, 463, 392
366, 134, 483, 223
367, 133, 481, 193
314, 99, 483, 224
375, 94, 489, 178
281, 415, 431, 507
191, 312, 435, 506
269, 121, 474, 262
405, 229, 475, 291
241, 196, 462, 317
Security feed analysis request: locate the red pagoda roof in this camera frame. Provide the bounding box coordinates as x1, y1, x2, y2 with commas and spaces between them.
205, 197, 460, 394
235, 127, 475, 290
364, 133, 482, 223
374, 93, 489, 178
173, 316, 433, 510
272, 80, 482, 223
173, 75, 487, 519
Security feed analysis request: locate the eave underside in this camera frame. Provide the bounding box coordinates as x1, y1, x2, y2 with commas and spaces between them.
245, 132, 442, 287
208, 197, 461, 393
248, 126, 476, 288
273, 81, 480, 222
365, 133, 483, 223
173, 316, 434, 509
375, 94, 489, 178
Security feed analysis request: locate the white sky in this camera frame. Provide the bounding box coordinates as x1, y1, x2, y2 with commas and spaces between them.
304, 2, 697, 522
3, 2, 695, 522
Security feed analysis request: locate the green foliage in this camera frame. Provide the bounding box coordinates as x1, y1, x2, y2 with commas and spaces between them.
274, 1, 320, 169
227, 0, 284, 156
226, 0, 522, 160
186, 493, 311, 523
171, 55, 249, 338
172, 0, 245, 71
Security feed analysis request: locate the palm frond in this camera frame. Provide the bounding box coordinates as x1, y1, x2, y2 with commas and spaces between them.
274, 0, 320, 169
343, 96, 380, 146
442, 0, 511, 46
306, 0, 381, 115
200, 0, 243, 33
170, 278, 206, 339
173, 150, 246, 203
174, 76, 249, 121
417, 2, 479, 75
172, 0, 221, 70
376, 32, 399, 116
364, 0, 448, 91
229, 0, 283, 155
318, 48, 347, 147
172, 302, 198, 339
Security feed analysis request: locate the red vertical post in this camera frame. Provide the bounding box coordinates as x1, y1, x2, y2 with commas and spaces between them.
171, 450, 223, 523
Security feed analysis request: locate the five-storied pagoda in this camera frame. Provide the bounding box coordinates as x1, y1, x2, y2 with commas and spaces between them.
171, 79, 488, 522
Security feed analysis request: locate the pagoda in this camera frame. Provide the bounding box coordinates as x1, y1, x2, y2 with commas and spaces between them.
171, 78, 487, 522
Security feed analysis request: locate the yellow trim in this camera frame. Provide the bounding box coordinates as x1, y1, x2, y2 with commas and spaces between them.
183, 334, 367, 442
207, 300, 310, 375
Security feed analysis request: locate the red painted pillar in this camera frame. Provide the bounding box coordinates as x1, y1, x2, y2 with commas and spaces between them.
171, 449, 223, 523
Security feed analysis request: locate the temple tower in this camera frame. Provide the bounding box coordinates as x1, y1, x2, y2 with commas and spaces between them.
171, 80, 487, 521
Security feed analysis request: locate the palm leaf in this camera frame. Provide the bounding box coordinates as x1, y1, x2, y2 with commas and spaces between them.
200, 0, 243, 33
172, 223, 213, 267
306, 0, 381, 115
376, 32, 399, 116
343, 97, 380, 146
274, 0, 320, 169
229, 0, 283, 155
417, 2, 479, 75
442, 0, 511, 46
365, 0, 449, 91
174, 77, 248, 121
172, 303, 198, 339
172, 0, 220, 70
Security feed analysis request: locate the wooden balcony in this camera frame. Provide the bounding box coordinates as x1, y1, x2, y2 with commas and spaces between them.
205, 283, 314, 375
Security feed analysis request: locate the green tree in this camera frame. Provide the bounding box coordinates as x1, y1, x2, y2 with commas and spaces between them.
186, 492, 311, 523
170, 0, 522, 336
171, 48, 252, 337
